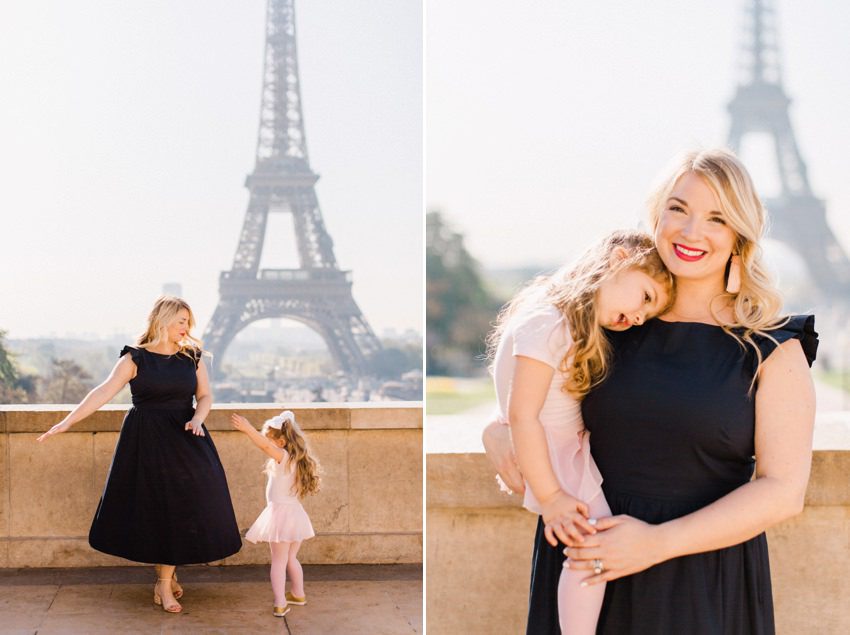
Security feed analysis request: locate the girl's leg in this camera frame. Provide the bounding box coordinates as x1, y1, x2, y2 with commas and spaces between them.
270, 541, 292, 606
286, 541, 305, 597
557, 494, 611, 634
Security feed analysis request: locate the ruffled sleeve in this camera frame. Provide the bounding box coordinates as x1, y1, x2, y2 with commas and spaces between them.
119, 345, 142, 365
754, 314, 818, 368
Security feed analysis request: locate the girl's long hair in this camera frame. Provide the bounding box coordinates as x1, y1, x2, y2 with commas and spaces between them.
646, 148, 786, 378
137, 295, 203, 361
488, 229, 674, 398
262, 414, 321, 498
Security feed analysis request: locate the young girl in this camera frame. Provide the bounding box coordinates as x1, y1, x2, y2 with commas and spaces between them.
489, 229, 673, 634
232, 410, 321, 618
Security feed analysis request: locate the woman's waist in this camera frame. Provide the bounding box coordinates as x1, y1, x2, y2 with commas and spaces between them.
129, 400, 194, 412
602, 481, 749, 521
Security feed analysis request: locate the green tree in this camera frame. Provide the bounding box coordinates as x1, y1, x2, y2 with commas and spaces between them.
40, 358, 93, 404
0, 330, 38, 403
426, 211, 500, 376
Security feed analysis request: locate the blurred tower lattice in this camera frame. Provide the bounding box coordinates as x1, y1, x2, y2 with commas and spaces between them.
204, 0, 381, 377
727, 0, 850, 295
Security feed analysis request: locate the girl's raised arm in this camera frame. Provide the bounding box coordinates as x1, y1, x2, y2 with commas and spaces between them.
231, 414, 286, 463
37, 353, 137, 442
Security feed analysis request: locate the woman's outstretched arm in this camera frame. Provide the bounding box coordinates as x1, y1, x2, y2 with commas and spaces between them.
565, 338, 815, 584
37, 354, 136, 442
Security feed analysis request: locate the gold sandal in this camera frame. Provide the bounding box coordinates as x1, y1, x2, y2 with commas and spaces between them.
154, 565, 183, 599
273, 604, 291, 617
154, 579, 183, 613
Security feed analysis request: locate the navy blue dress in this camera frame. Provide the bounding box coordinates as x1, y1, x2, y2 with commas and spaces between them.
526, 315, 817, 635
88, 346, 242, 565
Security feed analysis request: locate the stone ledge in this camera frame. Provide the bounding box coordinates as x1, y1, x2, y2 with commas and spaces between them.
1, 405, 423, 567
426, 448, 850, 635
0, 402, 423, 433
427, 449, 850, 508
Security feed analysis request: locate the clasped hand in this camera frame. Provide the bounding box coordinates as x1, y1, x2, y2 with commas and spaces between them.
561, 515, 664, 586
540, 490, 597, 547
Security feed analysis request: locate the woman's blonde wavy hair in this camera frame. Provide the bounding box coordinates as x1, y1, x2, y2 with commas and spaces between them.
261, 415, 321, 499
137, 295, 203, 361
488, 229, 674, 399
646, 148, 787, 377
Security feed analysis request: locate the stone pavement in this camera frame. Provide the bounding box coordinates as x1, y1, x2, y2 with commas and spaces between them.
0, 564, 422, 634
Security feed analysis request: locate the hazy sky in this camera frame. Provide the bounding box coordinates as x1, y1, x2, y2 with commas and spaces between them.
427, 0, 850, 271
0, 1, 422, 339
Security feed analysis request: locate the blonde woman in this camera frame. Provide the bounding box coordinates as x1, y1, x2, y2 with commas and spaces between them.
483, 149, 818, 634
489, 229, 673, 634
38, 296, 241, 614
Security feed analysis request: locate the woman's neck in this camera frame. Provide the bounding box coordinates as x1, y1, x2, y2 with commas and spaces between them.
147, 342, 180, 355
664, 277, 732, 324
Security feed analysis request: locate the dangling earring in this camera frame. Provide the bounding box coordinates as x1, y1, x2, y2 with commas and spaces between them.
726, 254, 741, 294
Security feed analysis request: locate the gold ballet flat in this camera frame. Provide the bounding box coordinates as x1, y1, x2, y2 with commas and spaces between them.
285, 591, 307, 606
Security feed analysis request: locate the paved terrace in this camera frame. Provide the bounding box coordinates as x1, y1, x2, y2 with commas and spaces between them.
0, 564, 421, 634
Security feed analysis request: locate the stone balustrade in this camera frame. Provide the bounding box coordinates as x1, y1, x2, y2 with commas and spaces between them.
426, 416, 850, 635
0, 403, 422, 568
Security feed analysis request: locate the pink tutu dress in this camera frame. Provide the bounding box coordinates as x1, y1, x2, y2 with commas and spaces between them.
245, 452, 315, 544
493, 305, 611, 634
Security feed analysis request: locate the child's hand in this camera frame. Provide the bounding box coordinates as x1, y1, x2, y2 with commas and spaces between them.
540, 490, 596, 547
231, 413, 253, 433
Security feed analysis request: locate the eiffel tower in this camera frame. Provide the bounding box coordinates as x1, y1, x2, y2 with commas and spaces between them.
727, 0, 850, 296
204, 0, 382, 377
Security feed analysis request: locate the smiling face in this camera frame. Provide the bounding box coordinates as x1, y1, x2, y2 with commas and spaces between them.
596, 268, 670, 331
654, 171, 737, 287
166, 308, 190, 345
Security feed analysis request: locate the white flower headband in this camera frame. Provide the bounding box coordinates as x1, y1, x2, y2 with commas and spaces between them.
267, 410, 295, 430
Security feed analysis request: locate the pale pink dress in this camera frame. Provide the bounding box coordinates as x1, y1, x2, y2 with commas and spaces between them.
245, 451, 315, 544
493, 305, 611, 635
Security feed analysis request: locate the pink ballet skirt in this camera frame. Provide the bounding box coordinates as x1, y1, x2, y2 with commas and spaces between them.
245, 500, 315, 543
244, 456, 315, 544
522, 424, 605, 515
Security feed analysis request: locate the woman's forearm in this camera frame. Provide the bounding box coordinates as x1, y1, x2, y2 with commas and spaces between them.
655, 475, 805, 561
192, 394, 212, 423
60, 384, 117, 428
